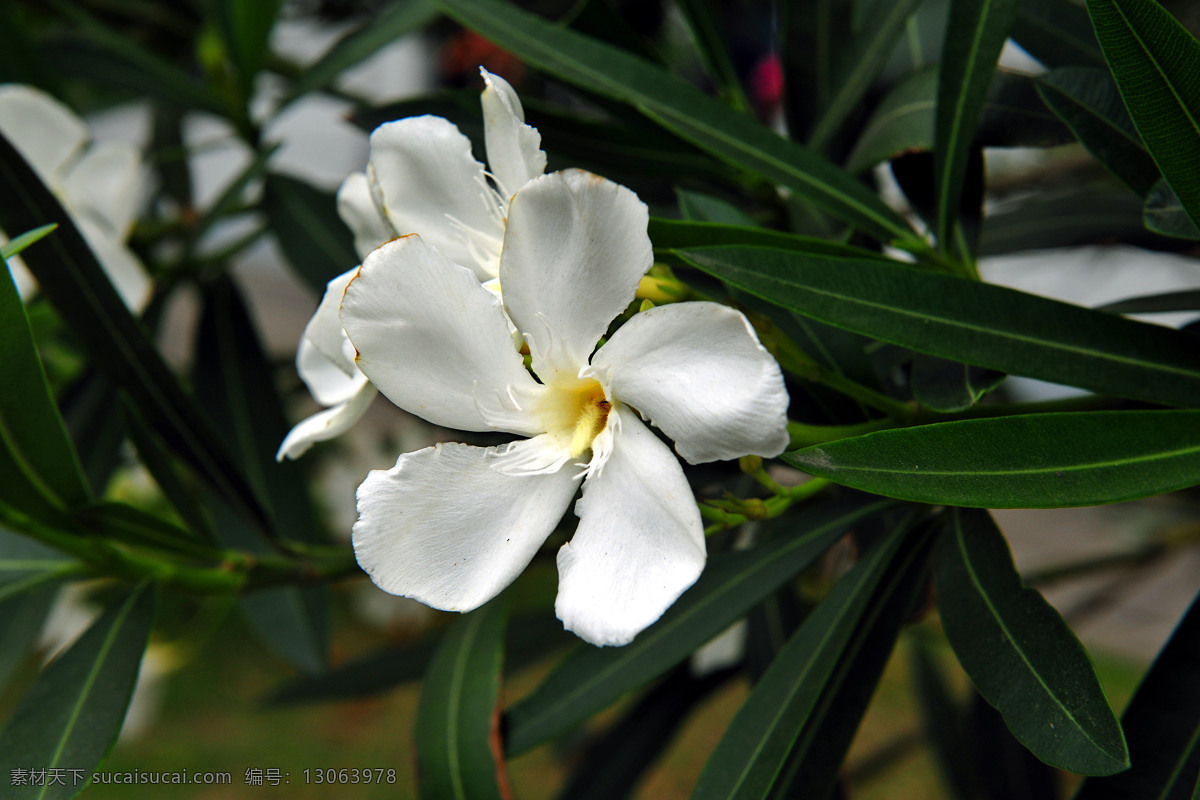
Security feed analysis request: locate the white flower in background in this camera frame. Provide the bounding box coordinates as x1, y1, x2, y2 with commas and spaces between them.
343, 169, 790, 647
0, 84, 151, 311
277, 69, 545, 460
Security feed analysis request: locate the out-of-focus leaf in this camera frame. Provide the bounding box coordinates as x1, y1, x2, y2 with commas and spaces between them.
650, 218, 888, 261
0, 132, 270, 531
263, 173, 358, 293
690, 514, 927, 799
675, 0, 749, 111
0, 583, 58, 694
0, 3, 58, 93
0, 583, 155, 800
910, 632, 981, 800
0, 244, 90, 522
778, 0, 853, 141
74, 502, 214, 559
1036, 67, 1160, 194
934, 0, 1022, 245
438, 0, 912, 243
911, 354, 1006, 412
416, 594, 509, 800
1012, 0, 1106, 69
1098, 288, 1200, 315
787, 411, 1200, 508
979, 191, 1148, 255
190, 144, 279, 245
680, 246, 1200, 408
213, 0, 282, 100
968, 689, 1061, 800
280, 0, 438, 107
1074, 594, 1200, 799
0, 528, 71, 591
677, 188, 756, 226
60, 371, 124, 497
2, 222, 57, 259
935, 508, 1128, 775
1144, 178, 1200, 241
808, 0, 924, 154
1087, 0, 1200, 230
504, 498, 897, 755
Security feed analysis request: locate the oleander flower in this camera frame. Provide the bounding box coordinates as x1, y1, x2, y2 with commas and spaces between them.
277, 68, 545, 460
0, 84, 151, 311
343, 169, 790, 646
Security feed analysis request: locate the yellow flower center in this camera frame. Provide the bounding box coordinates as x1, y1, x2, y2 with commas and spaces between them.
536, 377, 612, 457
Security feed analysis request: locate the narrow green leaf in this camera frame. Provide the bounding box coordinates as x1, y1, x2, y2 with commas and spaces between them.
674, 0, 750, 111
437, 0, 912, 242
934, 508, 1128, 775
935, 0, 1022, 245
1087, 0, 1200, 229
0, 528, 71, 589
690, 514, 926, 799
213, 0, 282, 100
0, 242, 90, 522
1075, 593, 1200, 799
190, 143, 279, 246
416, 594, 510, 800
1036, 67, 1160, 194
0, 132, 270, 531
2, 223, 57, 259
0, 583, 155, 800
679, 246, 1200, 408
650, 218, 888, 261
1098, 288, 1200, 315
74, 502, 215, 559
1144, 178, 1200, 241
980, 191, 1148, 255
1012, 0, 1106, 69
911, 354, 1006, 412
263, 173, 358, 293
280, 0, 437, 107
787, 410, 1200, 508
677, 188, 757, 226
0, 583, 58, 694
60, 371, 124, 497
911, 632, 981, 800
504, 498, 896, 755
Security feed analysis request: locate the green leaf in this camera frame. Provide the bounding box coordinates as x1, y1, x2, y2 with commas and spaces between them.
674, 0, 750, 112
911, 353, 1006, 412
677, 188, 757, 226
1144, 178, 1200, 241
934, 508, 1128, 775
2, 223, 57, 259
1012, 0, 1106, 69
935, 0, 1022, 245
0, 528, 70, 586
416, 594, 510, 800
0, 583, 155, 800
74, 502, 214, 560
0, 583, 58, 694
504, 497, 896, 755
1036, 67, 1160, 194
787, 410, 1200, 507
279, 0, 438, 108
1074, 594, 1200, 799
60, 371, 124, 496
1098, 287, 1200, 314
910, 632, 981, 800
679, 246, 1200, 408
437, 0, 912, 243
0, 248, 90, 522
263, 173, 358, 293
690, 513, 928, 799
979, 191, 1148, 255
213, 0, 282, 100
651, 218, 888, 261
1086, 0, 1200, 230
0, 131, 270, 531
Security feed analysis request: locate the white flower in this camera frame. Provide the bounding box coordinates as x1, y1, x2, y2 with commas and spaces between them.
342, 169, 790, 647
277, 69, 545, 460
0, 84, 151, 311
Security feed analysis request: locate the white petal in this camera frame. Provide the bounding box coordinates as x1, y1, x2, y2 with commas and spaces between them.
0, 85, 88, 185
62, 141, 144, 239
368, 116, 504, 280
337, 172, 394, 260
480, 69, 546, 199
590, 302, 790, 463
75, 218, 152, 312
500, 170, 652, 382
296, 337, 366, 407
340, 235, 543, 434
352, 442, 579, 611
276, 382, 377, 461
556, 407, 705, 646
303, 267, 359, 374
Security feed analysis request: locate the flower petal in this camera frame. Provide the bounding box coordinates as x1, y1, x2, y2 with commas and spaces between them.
589, 302, 790, 463
0, 85, 88, 185
500, 170, 652, 382
480, 69, 546, 199
296, 337, 366, 407
303, 267, 359, 375
368, 116, 504, 280
62, 141, 144, 239
340, 234, 544, 434
337, 172, 395, 260
556, 407, 705, 646
352, 442, 579, 611
276, 381, 377, 461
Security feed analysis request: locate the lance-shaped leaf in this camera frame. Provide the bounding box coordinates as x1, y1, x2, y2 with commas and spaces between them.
979, 191, 1148, 256
416, 594, 510, 800
213, 0, 282, 101
60, 371, 124, 497
649, 218, 888, 261
437, 0, 912, 243
0, 132, 269, 531
675, 0, 749, 111
1036, 67, 1159, 194
263, 173, 358, 294
690, 513, 927, 799
1087, 0, 1200, 229
1098, 287, 1200, 314
0, 239, 90, 521
911, 354, 1006, 413
1074, 593, 1200, 799
935, 0, 1022, 246
934, 508, 1128, 775
1012, 0, 1106, 69
786, 411, 1200, 508
504, 498, 896, 755
1144, 179, 1200, 241
679, 247, 1200, 408
0, 583, 155, 799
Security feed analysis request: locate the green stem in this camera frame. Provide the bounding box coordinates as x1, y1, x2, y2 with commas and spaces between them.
701, 477, 833, 535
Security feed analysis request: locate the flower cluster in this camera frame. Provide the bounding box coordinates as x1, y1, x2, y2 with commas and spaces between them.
284, 70, 789, 646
